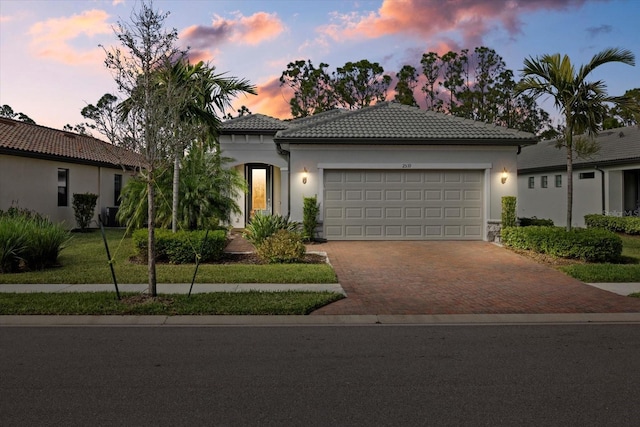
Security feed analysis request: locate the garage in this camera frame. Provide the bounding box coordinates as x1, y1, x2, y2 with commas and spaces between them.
323, 169, 484, 240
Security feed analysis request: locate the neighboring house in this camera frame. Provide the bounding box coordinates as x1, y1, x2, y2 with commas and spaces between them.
221, 101, 537, 241
0, 117, 140, 228
517, 126, 640, 227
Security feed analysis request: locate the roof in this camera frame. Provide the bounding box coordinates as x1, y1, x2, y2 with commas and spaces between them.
219, 113, 288, 135
518, 126, 640, 173
274, 101, 538, 145
0, 117, 142, 168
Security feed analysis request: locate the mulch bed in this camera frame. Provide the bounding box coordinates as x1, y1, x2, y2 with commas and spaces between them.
217, 252, 327, 265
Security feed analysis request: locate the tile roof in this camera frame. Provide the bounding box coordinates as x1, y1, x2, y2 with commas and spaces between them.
220, 113, 288, 134
517, 126, 640, 172
0, 117, 142, 168
274, 101, 538, 145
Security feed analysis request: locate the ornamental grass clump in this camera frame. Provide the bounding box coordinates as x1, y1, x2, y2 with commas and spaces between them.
242, 212, 300, 247
0, 212, 70, 273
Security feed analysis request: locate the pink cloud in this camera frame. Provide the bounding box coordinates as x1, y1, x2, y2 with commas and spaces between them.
233, 76, 292, 119
320, 0, 595, 48
28, 9, 111, 65
181, 11, 285, 50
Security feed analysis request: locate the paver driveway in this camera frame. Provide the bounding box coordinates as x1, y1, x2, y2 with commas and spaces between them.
309, 241, 640, 315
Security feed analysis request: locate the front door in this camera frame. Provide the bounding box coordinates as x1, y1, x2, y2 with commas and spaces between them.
246, 164, 273, 222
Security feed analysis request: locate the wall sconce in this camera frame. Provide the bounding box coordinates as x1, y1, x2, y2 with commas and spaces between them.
501, 167, 508, 184
302, 167, 308, 184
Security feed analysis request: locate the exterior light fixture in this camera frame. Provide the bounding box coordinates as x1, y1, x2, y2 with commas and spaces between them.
501, 167, 508, 184
302, 167, 308, 184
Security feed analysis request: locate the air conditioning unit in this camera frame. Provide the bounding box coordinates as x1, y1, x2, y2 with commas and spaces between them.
104, 207, 120, 227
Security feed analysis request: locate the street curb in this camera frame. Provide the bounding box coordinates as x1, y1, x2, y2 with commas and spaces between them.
3, 312, 640, 326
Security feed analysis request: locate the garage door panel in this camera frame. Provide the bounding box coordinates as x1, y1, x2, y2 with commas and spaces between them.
324, 170, 483, 240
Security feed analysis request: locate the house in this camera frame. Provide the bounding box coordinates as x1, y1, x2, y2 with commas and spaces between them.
0, 117, 140, 228
221, 101, 538, 241
517, 126, 640, 227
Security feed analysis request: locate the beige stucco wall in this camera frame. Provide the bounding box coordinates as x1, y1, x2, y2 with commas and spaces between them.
285, 144, 519, 240
220, 134, 289, 228
0, 154, 131, 228
517, 166, 639, 228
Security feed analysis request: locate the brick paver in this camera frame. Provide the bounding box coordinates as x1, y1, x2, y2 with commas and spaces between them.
225, 234, 640, 315
307, 241, 640, 315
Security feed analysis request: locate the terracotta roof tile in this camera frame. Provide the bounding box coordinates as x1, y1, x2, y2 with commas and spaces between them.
0, 118, 142, 168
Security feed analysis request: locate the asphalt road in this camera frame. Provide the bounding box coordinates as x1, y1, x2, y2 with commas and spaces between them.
1, 324, 639, 426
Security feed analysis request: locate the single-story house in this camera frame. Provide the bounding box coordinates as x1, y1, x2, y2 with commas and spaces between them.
517, 126, 640, 227
0, 117, 140, 228
220, 101, 538, 241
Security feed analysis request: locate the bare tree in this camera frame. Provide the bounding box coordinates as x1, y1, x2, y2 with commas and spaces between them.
101, 0, 186, 296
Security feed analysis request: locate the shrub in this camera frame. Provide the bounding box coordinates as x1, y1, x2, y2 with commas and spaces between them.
243, 212, 300, 247
256, 229, 306, 264
585, 214, 640, 235
501, 196, 517, 228
0, 216, 29, 273
518, 217, 554, 227
303, 196, 320, 242
132, 228, 227, 264
72, 193, 98, 231
0, 214, 69, 273
502, 225, 622, 262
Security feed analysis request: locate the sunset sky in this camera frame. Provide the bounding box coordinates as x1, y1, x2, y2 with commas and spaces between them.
1, 0, 638, 132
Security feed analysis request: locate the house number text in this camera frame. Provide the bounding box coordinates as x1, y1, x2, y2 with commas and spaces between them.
402, 163, 412, 168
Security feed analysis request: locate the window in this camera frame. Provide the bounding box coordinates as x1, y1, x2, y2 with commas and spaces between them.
579, 172, 595, 179
114, 174, 122, 206
541, 176, 548, 188
528, 177, 535, 189
57, 168, 68, 207
555, 175, 562, 187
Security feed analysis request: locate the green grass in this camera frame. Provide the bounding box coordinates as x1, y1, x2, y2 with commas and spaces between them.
0, 291, 344, 315
0, 229, 337, 285
559, 234, 640, 282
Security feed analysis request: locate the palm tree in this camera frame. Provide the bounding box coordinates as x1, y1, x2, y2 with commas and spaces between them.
516, 48, 636, 230
157, 60, 256, 232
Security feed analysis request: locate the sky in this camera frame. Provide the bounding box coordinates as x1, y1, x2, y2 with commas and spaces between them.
1, 0, 639, 132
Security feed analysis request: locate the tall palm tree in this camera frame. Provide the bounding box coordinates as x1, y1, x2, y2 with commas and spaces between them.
157, 60, 256, 232
516, 48, 635, 230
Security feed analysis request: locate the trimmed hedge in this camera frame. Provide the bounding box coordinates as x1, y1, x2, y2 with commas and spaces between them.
132, 228, 227, 264
518, 217, 554, 227
584, 214, 640, 235
502, 226, 622, 263
256, 229, 306, 264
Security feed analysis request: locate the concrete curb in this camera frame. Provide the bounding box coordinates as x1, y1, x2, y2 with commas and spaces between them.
3, 312, 640, 326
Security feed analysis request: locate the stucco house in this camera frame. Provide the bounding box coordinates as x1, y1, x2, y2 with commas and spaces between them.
221, 101, 538, 241
517, 126, 640, 227
0, 117, 140, 228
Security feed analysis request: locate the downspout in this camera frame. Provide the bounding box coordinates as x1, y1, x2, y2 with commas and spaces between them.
595, 166, 605, 214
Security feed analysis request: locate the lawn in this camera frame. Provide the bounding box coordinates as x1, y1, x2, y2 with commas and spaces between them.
558, 234, 640, 282
0, 229, 343, 315
0, 229, 337, 285
0, 291, 343, 315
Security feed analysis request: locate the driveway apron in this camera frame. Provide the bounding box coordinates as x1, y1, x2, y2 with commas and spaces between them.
310, 241, 640, 315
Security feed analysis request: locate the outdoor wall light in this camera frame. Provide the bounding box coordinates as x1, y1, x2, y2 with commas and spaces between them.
302, 167, 308, 184
501, 167, 508, 184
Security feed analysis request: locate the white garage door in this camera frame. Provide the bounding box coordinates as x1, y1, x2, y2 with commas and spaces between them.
323, 170, 483, 240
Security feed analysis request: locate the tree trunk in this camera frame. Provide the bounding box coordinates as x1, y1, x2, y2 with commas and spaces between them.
147, 172, 157, 297
172, 153, 180, 233
566, 143, 573, 231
